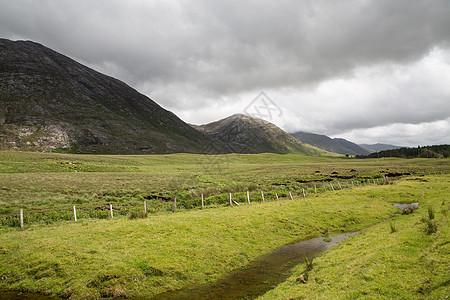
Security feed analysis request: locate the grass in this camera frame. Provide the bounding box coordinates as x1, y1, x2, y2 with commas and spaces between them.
259, 175, 450, 300
1, 150, 448, 225
0, 151, 449, 298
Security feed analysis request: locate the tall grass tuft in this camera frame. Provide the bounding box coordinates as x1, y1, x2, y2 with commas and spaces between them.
390, 223, 397, 233
128, 211, 147, 220
428, 206, 435, 220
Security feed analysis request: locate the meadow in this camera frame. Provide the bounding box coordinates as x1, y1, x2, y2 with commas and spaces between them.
0, 150, 449, 299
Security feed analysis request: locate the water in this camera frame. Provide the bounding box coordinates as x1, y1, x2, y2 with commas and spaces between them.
155, 232, 357, 300
393, 202, 419, 210
1, 233, 357, 300
0, 290, 57, 300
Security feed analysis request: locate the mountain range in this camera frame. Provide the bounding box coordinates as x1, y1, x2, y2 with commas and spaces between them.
289, 131, 372, 156
0, 39, 400, 156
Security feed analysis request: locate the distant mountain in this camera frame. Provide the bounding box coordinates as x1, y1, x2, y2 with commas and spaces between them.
290, 131, 372, 155
333, 138, 373, 155
0, 39, 227, 154
360, 143, 403, 152
195, 114, 328, 155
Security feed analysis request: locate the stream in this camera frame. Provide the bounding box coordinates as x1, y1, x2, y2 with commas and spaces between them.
154, 232, 357, 300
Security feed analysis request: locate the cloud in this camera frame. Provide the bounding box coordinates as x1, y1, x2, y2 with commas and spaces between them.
0, 0, 449, 146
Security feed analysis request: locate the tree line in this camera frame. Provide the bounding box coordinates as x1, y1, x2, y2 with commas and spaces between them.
355, 145, 450, 159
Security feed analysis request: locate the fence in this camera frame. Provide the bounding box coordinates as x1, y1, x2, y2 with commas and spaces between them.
2, 171, 448, 229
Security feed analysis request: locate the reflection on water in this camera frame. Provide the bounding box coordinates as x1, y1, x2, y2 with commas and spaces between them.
393, 203, 419, 210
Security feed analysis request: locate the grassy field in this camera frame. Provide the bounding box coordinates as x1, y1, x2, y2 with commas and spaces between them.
0, 151, 449, 299
259, 175, 449, 300
1, 150, 448, 225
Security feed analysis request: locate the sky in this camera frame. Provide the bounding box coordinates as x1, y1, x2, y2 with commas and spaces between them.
1, 0, 450, 146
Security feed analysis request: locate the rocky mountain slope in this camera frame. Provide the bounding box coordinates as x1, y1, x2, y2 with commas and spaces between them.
0, 39, 226, 154
194, 114, 327, 155
290, 131, 372, 155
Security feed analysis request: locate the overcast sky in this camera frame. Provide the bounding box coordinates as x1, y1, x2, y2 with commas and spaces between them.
1, 0, 450, 146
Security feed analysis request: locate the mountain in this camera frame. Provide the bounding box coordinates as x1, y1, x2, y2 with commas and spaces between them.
333, 138, 372, 155
0, 39, 227, 154
290, 131, 372, 155
360, 143, 403, 152
194, 114, 327, 155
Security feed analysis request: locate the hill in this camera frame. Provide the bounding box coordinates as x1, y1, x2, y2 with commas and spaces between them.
194, 114, 327, 154
290, 131, 372, 155
360, 143, 402, 152
0, 39, 226, 154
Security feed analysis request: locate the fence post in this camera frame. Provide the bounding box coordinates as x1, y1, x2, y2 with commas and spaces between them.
276, 193, 279, 201
144, 201, 147, 214
109, 204, 113, 219
261, 191, 265, 203
330, 183, 335, 191
302, 188, 306, 198
337, 182, 342, 190
73, 205, 77, 222
289, 192, 293, 200
247, 191, 250, 204
201, 194, 204, 209
20, 208, 23, 229
229, 193, 232, 206
173, 197, 177, 212
314, 185, 317, 194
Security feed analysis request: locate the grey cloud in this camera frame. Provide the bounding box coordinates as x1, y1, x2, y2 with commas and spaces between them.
1, 0, 449, 145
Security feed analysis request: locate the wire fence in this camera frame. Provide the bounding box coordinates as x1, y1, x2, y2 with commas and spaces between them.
2, 171, 448, 229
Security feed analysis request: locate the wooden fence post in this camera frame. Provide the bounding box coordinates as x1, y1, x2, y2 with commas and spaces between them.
20, 208, 23, 229
247, 191, 250, 204
144, 201, 147, 214
229, 193, 232, 206
302, 188, 306, 198
173, 197, 177, 212
261, 191, 265, 203
201, 194, 204, 209
289, 192, 293, 200
73, 205, 77, 222
330, 183, 335, 191
276, 193, 279, 201
314, 185, 317, 194
109, 204, 113, 219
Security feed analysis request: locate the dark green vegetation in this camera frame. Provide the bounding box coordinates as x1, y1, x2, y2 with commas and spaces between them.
0, 38, 226, 154
0, 151, 449, 299
290, 131, 372, 155
194, 114, 324, 154
357, 144, 450, 159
